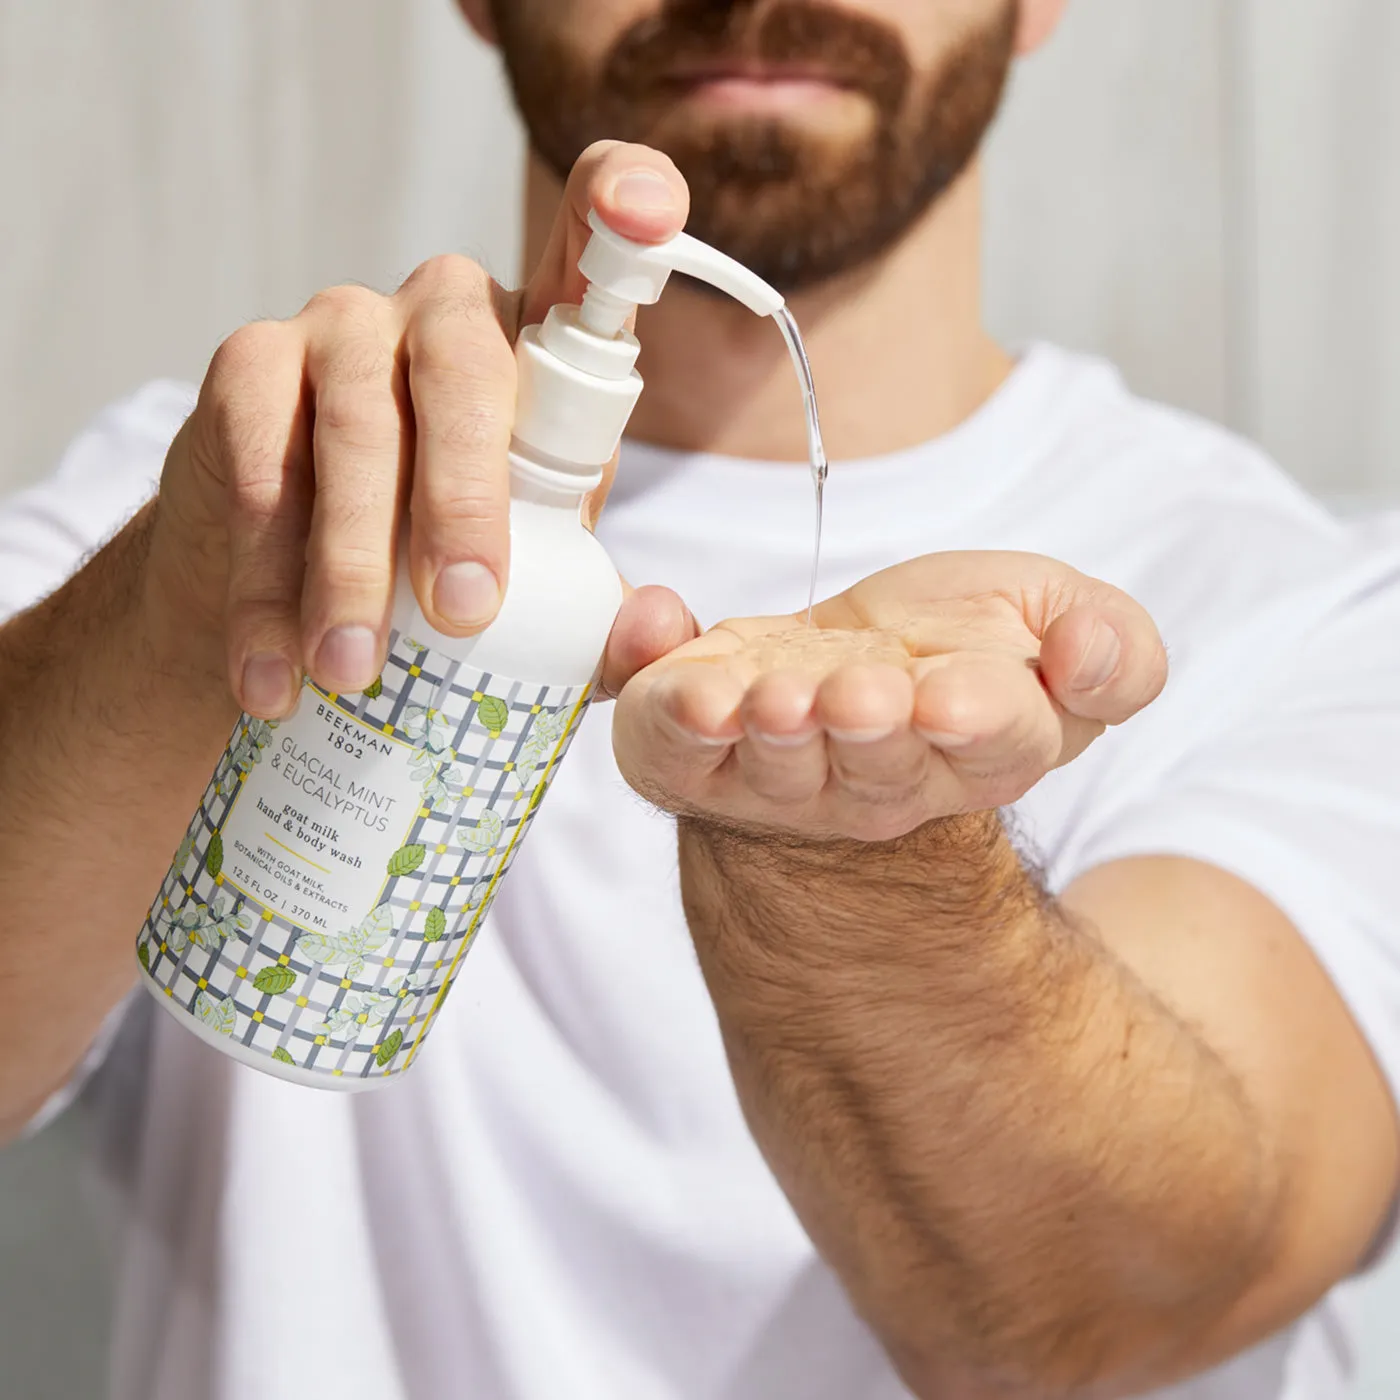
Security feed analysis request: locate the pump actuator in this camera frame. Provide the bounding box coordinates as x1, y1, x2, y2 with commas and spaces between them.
513, 212, 787, 470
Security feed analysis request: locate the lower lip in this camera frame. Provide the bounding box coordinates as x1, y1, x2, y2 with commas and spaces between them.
680, 76, 850, 111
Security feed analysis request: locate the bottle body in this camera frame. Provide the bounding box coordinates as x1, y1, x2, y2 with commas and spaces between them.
137, 458, 622, 1090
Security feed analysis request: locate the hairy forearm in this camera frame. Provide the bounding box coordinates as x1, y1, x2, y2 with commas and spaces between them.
679, 813, 1282, 1398
0, 505, 236, 1136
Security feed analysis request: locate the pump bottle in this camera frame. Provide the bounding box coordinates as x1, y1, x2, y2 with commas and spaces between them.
136, 215, 787, 1089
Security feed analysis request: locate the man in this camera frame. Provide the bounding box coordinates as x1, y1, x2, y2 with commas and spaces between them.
2, 1, 1399, 1396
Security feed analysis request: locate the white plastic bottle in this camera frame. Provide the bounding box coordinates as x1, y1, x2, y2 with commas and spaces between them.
136, 214, 786, 1089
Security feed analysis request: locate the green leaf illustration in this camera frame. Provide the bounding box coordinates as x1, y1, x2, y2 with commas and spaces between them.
424, 907, 446, 943
387, 844, 426, 878
363, 675, 383, 700
194, 990, 236, 1036
477, 695, 509, 734
271, 1046, 296, 1066
376, 1030, 404, 1067
253, 965, 297, 996
137, 942, 150, 972
207, 831, 224, 879
456, 809, 503, 854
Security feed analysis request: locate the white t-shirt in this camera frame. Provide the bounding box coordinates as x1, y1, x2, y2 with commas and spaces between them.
6, 346, 1400, 1400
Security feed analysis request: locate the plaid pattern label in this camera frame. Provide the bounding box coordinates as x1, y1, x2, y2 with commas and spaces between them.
138, 628, 592, 1084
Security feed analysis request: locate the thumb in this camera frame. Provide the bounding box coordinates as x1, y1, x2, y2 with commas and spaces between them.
600, 583, 702, 702
1040, 600, 1169, 725
519, 140, 691, 333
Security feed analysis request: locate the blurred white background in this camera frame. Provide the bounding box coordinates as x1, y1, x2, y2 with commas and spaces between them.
2, 1, 1399, 1396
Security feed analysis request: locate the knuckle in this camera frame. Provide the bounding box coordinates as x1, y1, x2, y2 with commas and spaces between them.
304, 282, 384, 323
310, 539, 392, 597
314, 382, 402, 450
420, 396, 509, 464
401, 252, 490, 301
208, 320, 299, 387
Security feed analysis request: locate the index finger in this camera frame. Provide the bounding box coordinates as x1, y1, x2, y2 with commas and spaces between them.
520, 139, 691, 337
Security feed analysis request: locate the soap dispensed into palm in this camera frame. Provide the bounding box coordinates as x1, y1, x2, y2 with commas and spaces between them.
610, 551, 1168, 842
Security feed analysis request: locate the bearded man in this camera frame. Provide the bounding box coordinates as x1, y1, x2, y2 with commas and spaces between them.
2, 3, 1399, 1398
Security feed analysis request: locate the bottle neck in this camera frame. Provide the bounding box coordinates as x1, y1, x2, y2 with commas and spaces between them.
508, 446, 602, 511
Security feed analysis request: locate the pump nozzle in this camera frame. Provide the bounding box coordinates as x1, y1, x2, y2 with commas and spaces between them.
577, 211, 785, 335
511, 213, 790, 470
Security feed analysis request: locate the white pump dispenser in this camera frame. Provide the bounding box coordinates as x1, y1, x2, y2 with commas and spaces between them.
512, 211, 786, 469
138, 216, 793, 1093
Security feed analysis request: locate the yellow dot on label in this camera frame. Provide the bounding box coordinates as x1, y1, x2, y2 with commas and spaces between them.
164, 987, 174, 997
503, 761, 513, 771
418, 807, 431, 818
238, 771, 247, 784
356, 1012, 368, 1024
531, 704, 542, 715
408, 1016, 417, 1026
382, 957, 394, 969
314, 1034, 327, 1046
295, 996, 308, 1008
162, 896, 169, 908
252, 1011, 264, 1023
383, 723, 394, 735
447, 748, 457, 760
159, 942, 168, 953
409, 665, 422, 677
333, 1068, 343, 1077
215, 873, 225, 886
449, 876, 461, 886
236, 967, 248, 979
409, 901, 421, 912
340, 978, 353, 989
434, 960, 444, 970
277, 953, 290, 966
462, 787, 474, 799
327, 693, 339, 703
262, 909, 274, 922
435, 844, 447, 855
197, 978, 208, 990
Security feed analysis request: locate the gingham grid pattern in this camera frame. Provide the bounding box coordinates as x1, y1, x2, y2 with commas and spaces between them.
138, 628, 591, 1083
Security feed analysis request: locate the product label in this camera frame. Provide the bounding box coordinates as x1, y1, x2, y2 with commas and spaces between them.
139, 629, 591, 1084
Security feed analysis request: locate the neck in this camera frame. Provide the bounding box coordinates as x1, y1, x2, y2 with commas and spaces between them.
522, 155, 1012, 463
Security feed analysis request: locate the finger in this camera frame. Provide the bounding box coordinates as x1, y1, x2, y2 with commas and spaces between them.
204, 320, 314, 719
521, 140, 691, 331
299, 287, 408, 694
1040, 600, 1168, 724
612, 660, 746, 804
734, 669, 826, 804
912, 652, 1082, 801
600, 583, 702, 700
814, 665, 934, 806
400, 260, 518, 635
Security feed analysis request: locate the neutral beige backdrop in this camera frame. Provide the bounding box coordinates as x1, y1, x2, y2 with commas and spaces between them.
2, 3, 1400, 1398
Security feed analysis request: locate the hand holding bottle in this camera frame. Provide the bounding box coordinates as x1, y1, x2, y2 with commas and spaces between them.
141, 140, 692, 720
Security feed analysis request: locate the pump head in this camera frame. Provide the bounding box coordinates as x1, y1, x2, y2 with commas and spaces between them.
512, 215, 787, 472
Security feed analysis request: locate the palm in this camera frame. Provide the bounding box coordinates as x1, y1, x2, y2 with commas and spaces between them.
611, 552, 1167, 842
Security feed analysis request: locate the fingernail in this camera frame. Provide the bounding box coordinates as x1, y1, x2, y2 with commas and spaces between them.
826, 725, 897, 745
750, 729, 816, 749
435, 561, 500, 628
315, 625, 378, 690
241, 654, 298, 716
916, 729, 977, 751
1072, 621, 1122, 692
612, 169, 675, 212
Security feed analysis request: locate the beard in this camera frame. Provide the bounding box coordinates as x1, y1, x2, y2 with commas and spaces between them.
487, 0, 1018, 294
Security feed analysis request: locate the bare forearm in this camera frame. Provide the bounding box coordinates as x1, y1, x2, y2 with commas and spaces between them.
0, 505, 236, 1135
678, 813, 1282, 1397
